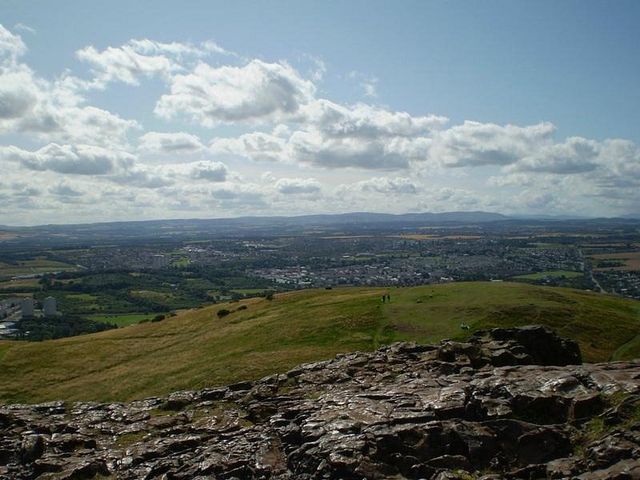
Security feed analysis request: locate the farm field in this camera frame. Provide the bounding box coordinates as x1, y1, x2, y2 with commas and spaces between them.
590, 252, 640, 271
0, 257, 77, 279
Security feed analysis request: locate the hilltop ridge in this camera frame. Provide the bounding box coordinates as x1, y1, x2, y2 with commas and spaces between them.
1, 282, 639, 404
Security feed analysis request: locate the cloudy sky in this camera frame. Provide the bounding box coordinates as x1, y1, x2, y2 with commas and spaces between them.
1, 0, 639, 225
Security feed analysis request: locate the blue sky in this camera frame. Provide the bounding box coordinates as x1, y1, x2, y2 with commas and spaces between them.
1, 0, 639, 225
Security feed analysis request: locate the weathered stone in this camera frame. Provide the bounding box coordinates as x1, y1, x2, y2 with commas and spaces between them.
20, 433, 46, 463
1, 326, 639, 480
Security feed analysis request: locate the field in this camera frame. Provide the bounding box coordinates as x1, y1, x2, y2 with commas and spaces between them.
512, 270, 583, 280
0, 256, 76, 279
590, 252, 640, 271
0, 282, 638, 404
0, 278, 41, 290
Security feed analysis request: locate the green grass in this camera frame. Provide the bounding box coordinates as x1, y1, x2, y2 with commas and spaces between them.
231, 288, 269, 295
87, 313, 162, 327
512, 270, 583, 280
130, 290, 174, 302
171, 257, 191, 267
0, 282, 638, 404
0, 342, 12, 363
65, 293, 98, 301
0, 257, 76, 279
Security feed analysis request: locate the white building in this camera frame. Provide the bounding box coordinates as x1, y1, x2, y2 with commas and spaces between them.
43, 297, 57, 317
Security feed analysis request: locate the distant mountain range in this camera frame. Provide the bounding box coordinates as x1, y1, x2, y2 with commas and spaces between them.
2, 211, 639, 247
1, 211, 509, 231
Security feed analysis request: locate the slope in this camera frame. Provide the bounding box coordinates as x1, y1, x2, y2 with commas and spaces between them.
0, 282, 638, 404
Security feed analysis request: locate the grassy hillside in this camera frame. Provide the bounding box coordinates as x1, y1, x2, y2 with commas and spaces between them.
0, 282, 639, 404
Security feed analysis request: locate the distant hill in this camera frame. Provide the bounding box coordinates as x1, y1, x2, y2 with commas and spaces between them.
0, 211, 511, 246
1, 282, 638, 404
4, 210, 509, 230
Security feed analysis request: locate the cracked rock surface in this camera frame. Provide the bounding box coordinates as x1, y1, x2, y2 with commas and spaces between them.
1, 325, 640, 479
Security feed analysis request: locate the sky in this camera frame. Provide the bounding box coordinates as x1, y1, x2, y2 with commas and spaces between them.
1, 0, 639, 226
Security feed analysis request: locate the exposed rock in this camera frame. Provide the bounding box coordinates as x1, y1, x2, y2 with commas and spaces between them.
1, 326, 639, 479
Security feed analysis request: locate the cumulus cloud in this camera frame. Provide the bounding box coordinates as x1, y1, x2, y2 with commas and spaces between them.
0, 24, 26, 63
510, 137, 600, 174
210, 100, 445, 170
2, 143, 134, 175
75, 38, 233, 89
429, 121, 556, 168
77, 45, 174, 87
303, 100, 447, 138
211, 132, 287, 162
1, 24, 640, 222
155, 60, 316, 125
111, 168, 174, 188
189, 161, 228, 182
487, 173, 535, 187
210, 184, 267, 209
0, 69, 38, 120
275, 177, 321, 194
592, 139, 640, 188
357, 177, 419, 194
0, 27, 138, 147
49, 183, 83, 197
138, 131, 204, 154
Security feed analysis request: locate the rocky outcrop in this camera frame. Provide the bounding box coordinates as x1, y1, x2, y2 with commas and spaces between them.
1, 326, 639, 479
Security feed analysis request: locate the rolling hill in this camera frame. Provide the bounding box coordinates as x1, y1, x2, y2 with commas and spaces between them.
0, 282, 639, 404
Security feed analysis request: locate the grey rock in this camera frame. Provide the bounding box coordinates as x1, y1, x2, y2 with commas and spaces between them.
1, 326, 639, 480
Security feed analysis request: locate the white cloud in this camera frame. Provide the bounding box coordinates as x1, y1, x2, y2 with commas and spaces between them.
0, 24, 26, 63
210, 132, 287, 162
2, 143, 135, 175
0, 68, 38, 120
138, 131, 204, 154
209, 100, 445, 170
487, 173, 534, 187
357, 177, 418, 194
303, 99, 447, 138
189, 160, 228, 182
510, 137, 600, 174
155, 59, 316, 125
0, 30, 138, 147
1, 24, 639, 222
75, 38, 237, 89
289, 129, 411, 169
49, 183, 83, 198
110, 167, 174, 188
76, 45, 175, 87
429, 121, 556, 168
275, 177, 321, 194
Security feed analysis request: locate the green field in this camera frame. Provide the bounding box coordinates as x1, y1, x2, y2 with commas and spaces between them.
0, 257, 76, 279
65, 293, 98, 301
87, 313, 162, 327
512, 270, 583, 280
231, 288, 269, 295
0, 282, 638, 404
